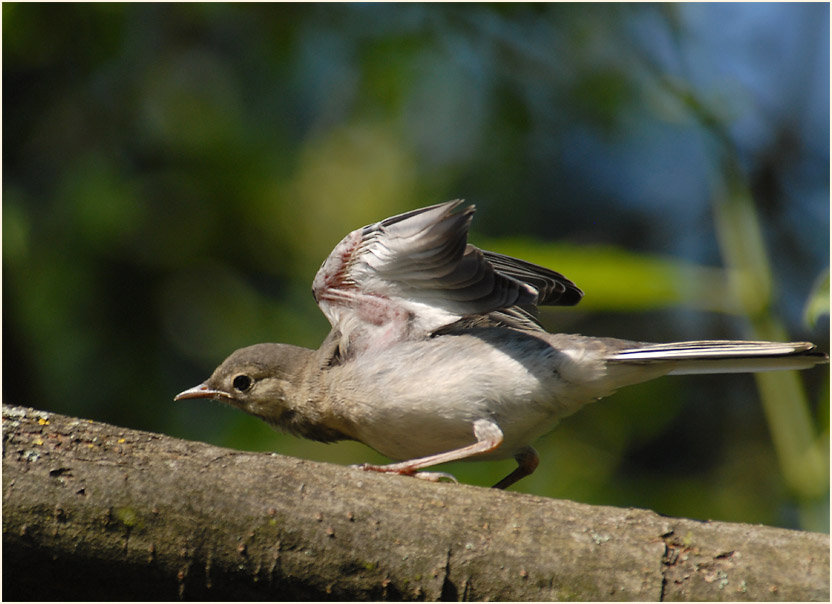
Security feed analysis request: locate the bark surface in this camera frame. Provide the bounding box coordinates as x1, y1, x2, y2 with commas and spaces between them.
3, 404, 828, 601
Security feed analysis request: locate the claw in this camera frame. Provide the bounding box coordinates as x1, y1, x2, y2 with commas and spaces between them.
411, 471, 458, 484
351, 463, 458, 484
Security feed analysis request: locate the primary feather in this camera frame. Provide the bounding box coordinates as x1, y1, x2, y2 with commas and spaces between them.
311, 200, 582, 357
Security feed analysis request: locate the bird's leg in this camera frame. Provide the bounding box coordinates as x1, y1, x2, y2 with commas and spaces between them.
354, 419, 504, 484
492, 447, 539, 489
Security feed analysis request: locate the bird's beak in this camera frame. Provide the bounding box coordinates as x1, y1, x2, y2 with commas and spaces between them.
174, 384, 231, 402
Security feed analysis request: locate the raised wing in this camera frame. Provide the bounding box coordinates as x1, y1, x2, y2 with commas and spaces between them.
481, 250, 583, 307
312, 200, 582, 356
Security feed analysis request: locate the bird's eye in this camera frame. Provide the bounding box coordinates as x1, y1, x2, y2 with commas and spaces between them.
232, 375, 252, 392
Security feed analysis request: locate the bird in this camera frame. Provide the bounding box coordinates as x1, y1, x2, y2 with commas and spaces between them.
175, 200, 828, 489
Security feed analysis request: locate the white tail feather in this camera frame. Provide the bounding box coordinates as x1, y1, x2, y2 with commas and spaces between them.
608, 340, 828, 375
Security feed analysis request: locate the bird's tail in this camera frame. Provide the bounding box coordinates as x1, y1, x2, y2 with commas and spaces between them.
607, 340, 828, 375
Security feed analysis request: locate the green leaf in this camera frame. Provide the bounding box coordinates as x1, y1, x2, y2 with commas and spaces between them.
803, 269, 830, 328
477, 238, 740, 314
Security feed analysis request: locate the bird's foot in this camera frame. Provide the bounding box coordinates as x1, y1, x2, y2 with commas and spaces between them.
351, 463, 458, 484
410, 471, 458, 484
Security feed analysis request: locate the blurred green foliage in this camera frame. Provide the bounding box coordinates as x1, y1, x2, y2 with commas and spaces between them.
4, 3, 828, 531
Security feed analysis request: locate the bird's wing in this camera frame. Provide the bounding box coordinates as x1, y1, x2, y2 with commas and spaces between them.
481, 250, 583, 307
311, 200, 582, 353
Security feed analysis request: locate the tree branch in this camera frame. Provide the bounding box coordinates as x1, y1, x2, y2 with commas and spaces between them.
2, 404, 828, 601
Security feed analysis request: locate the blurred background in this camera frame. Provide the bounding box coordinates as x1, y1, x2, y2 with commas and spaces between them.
4, 3, 829, 532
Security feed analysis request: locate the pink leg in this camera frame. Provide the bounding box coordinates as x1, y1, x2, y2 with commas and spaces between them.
357, 420, 504, 480
492, 447, 539, 489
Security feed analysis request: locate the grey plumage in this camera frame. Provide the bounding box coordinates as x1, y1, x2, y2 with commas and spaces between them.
176, 200, 828, 489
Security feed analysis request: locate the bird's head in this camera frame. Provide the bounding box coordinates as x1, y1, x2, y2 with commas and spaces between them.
174, 343, 312, 423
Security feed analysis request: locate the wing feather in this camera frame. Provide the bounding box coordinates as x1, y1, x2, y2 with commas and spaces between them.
311, 200, 583, 355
